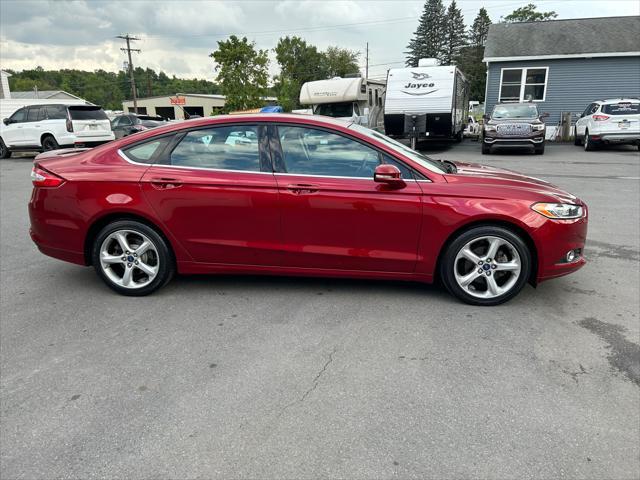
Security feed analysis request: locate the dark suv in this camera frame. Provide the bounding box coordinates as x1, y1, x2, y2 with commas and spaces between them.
482, 103, 548, 155
111, 114, 167, 139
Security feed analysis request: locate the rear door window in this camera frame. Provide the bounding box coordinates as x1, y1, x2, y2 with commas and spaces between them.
169, 125, 262, 172
123, 137, 172, 164
69, 107, 108, 120
601, 103, 640, 115
26, 107, 40, 122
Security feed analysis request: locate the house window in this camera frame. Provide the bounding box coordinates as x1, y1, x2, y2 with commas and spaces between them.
499, 67, 548, 102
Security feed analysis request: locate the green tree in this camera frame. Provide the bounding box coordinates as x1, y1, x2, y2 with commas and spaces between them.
405, 0, 446, 66
502, 3, 557, 22
323, 46, 360, 77
274, 36, 327, 111
469, 7, 492, 46
442, 0, 466, 65
210, 35, 269, 113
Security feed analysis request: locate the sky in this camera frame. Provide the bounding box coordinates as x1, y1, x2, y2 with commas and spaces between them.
1, 0, 639, 83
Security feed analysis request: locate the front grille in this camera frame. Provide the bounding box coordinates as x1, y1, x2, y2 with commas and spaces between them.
496, 123, 531, 136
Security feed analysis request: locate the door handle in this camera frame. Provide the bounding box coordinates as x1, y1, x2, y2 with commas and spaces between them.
286, 183, 319, 194
150, 177, 182, 190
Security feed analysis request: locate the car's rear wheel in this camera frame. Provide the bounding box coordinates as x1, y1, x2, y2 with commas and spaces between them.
440, 226, 531, 306
41, 135, 59, 151
91, 220, 174, 296
584, 130, 597, 151
0, 138, 11, 159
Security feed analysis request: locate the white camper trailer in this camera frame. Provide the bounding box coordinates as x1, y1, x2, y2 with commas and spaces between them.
384, 58, 469, 148
299, 77, 386, 131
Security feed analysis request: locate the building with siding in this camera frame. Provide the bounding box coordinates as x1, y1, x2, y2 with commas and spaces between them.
483, 16, 640, 137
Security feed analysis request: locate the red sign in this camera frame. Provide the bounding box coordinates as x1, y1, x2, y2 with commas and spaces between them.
170, 96, 186, 105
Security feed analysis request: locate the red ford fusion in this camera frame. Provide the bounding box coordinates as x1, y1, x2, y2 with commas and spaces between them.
28, 114, 587, 305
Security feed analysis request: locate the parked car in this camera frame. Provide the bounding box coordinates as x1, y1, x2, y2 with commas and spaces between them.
28, 114, 587, 306
111, 114, 167, 139
0, 104, 114, 158
574, 98, 640, 151
482, 103, 548, 155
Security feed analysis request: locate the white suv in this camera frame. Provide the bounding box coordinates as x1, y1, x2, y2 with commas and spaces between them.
0, 104, 115, 158
575, 98, 640, 151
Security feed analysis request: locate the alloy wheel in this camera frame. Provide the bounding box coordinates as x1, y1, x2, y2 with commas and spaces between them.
99, 229, 159, 289
453, 235, 522, 299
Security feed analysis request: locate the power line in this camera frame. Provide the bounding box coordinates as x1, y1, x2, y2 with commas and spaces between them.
117, 34, 141, 113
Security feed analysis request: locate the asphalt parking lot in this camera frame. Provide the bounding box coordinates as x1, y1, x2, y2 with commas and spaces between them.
1, 141, 639, 479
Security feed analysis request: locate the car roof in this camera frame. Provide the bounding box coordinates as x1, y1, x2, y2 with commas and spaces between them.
597, 98, 640, 104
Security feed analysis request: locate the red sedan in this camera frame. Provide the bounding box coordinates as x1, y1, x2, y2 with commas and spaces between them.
28, 114, 587, 305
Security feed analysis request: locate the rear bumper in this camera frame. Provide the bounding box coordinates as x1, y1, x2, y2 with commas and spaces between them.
597, 132, 640, 144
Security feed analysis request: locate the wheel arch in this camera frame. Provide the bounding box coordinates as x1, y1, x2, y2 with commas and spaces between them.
83, 211, 177, 266
434, 218, 539, 286
40, 131, 58, 146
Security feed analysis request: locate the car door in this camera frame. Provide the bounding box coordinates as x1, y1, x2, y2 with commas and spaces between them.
138, 124, 282, 266
270, 124, 423, 273
22, 106, 46, 146
2, 108, 27, 146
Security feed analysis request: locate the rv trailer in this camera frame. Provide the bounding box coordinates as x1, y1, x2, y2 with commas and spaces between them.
384, 59, 469, 148
299, 77, 386, 131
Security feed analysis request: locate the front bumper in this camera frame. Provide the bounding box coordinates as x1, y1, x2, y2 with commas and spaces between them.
535, 208, 589, 283
484, 136, 544, 145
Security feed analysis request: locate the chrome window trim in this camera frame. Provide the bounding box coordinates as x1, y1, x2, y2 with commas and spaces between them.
274, 172, 430, 182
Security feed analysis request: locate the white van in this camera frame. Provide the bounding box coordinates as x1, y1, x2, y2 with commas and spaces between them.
0, 104, 114, 158
299, 77, 386, 131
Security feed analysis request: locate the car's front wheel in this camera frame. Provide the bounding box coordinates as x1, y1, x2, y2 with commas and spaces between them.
91, 220, 175, 296
440, 226, 531, 306
534, 143, 545, 155
0, 138, 11, 159
481, 143, 491, 154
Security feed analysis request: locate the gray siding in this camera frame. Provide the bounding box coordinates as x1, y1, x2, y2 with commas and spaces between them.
485, 56, 640, 126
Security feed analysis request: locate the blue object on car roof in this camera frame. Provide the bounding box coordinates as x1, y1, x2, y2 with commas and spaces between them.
260, 106, 283, 113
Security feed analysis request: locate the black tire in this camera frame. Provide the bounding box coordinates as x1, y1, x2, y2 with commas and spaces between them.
0, 138, 11, 159
91, 220, 175, 296
534, 143, 545, 155
584, 130, 597, 151
439, 225, 532, 306
573, 135, 582, 146
455, 130, 463, 143
481, 143, 491, 154
41, 135, 59, 151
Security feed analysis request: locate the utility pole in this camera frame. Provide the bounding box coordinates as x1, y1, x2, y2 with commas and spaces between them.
365, 42, 369, 79
117, 34, 141, 113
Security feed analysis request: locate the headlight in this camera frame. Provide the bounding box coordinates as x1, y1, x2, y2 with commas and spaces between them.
531, 123, 545, 131
484, 125, 496, 132
531, 202, 584, 219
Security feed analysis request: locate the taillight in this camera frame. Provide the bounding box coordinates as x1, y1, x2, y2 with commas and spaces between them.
593, 114, 610, 121
66, 118, 73, 132
31, 166, 65, 188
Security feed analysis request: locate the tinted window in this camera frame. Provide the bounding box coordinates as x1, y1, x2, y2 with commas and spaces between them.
601, 103, 640, 115
69, 107, 108, 120
10, 108, 26, 123
278, 126, 380, 178
27, 107, 40, 122
383, 154, 414, 180
46, 105, 67, 120
170, 126, 261, 171
314, 102, 354, 118
123, 137, 171, 164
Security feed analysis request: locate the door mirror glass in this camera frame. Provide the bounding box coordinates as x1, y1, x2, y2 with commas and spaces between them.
2, 118, 10, 126
540, 112, 550, 119
374, 164, 405, 187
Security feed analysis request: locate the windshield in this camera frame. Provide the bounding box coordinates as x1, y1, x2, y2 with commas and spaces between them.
314, 102, 354, 118
492, 104, 539, 119
349, 124, 446, 174
601, 103, 640, 115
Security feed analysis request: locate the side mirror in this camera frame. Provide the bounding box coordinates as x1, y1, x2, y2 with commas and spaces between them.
540, 112, 550, 119
374, 164, 405, 188
579, 113, 585, 118
3, 118, 11, 126
482, 114, 490, 121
